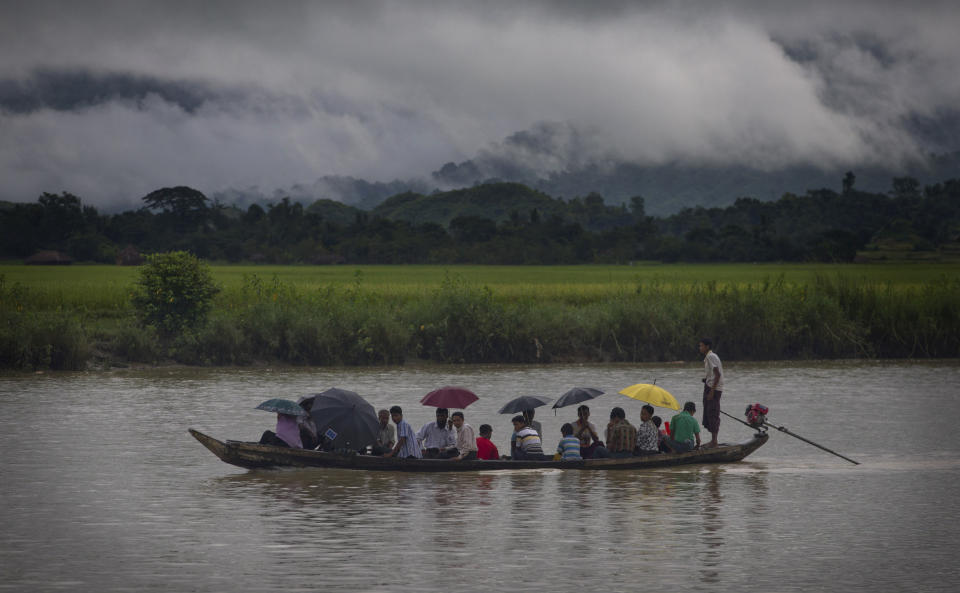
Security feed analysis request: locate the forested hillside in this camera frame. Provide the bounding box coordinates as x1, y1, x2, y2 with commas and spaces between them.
2, 176, 958, 264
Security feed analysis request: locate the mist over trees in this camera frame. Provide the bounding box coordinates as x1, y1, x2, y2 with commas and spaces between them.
2, 177, 959, 265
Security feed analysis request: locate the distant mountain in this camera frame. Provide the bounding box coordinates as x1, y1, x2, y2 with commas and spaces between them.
431, 153, 960, 217
369, 182, 642, 232
305, 198, 365, 226
371, 183, 566, 226
211, 126, 959, 219
213, 175, 430, 212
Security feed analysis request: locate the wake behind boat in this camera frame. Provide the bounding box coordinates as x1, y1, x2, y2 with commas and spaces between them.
188, 428, 768, 472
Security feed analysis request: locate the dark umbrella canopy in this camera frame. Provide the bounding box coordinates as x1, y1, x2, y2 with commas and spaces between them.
498, 395, 552, 414
552, 387, 604, 409
420, 386, 479, 409
309, 388, 379, 449
255, 398, 308, 417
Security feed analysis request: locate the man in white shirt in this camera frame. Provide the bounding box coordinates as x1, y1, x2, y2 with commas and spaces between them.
417, 407, 457, 458
699, 338, 724, 448
450, 411, 478, 461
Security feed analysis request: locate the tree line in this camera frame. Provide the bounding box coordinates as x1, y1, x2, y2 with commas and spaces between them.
2, 175, 958, 264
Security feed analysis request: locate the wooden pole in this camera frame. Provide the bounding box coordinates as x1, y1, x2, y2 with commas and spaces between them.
720, 410, 859, 465
720, 409, 756, 430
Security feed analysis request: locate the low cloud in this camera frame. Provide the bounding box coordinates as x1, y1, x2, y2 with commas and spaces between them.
0, 1, 957, 208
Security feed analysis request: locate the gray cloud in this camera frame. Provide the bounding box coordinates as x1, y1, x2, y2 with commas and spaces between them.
0, 0, 958, 209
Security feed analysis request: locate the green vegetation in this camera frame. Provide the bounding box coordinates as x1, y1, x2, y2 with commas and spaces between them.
3, 177, 959, 265
130, 251, 220, 336
1, 263, 958, 370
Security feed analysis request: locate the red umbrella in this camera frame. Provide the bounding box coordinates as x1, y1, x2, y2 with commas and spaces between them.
420, 386, 479, 409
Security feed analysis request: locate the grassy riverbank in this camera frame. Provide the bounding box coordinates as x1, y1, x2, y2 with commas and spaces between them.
2, 263, 958, 370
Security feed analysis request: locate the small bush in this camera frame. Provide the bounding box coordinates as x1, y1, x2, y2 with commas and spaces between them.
130, 251, 219, 337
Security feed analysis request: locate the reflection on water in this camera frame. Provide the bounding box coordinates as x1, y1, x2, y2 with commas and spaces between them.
1, 362, 959, 592
698, 469, 724, 584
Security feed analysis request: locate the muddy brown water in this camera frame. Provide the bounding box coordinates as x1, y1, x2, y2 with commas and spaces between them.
1, 361, 958, 592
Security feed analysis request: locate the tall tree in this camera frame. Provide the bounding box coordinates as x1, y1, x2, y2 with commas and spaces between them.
842, 171, 856, 195
141, 186, 210, 228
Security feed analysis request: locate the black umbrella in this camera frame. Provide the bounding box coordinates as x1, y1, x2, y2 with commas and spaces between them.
552, 387, 604, 409
498, 395, 552, 414
309, 388, 379, 449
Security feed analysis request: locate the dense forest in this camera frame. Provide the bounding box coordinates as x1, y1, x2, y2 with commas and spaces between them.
2, 174, 958, 264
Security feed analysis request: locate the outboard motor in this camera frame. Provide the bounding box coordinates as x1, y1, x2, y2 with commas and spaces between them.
744, 403, 769, 432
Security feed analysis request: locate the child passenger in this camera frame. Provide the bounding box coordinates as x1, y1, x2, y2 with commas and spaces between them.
557, 423, 582, 460
653, 416, 666, 452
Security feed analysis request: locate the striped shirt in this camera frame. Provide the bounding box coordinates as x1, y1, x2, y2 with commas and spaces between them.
395, 419, 423, 458
557, 435, 582, 460
515, 427, 543, 455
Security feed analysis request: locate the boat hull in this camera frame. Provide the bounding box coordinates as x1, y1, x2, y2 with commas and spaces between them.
189, 428, 767, 472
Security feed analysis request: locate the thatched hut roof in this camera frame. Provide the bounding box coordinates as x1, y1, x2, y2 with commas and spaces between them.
25, 250, 73, 265
312, 253, 346, 265
116, 245, 144, 266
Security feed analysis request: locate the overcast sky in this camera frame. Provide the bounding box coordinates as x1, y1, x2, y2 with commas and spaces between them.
1, 0, 958, 209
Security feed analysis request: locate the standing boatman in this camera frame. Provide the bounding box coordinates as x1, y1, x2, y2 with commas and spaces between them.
698, 338, 723, 448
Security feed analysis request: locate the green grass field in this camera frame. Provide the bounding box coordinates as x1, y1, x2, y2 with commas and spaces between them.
4, 262, 958, 304
3, 262, 958, 370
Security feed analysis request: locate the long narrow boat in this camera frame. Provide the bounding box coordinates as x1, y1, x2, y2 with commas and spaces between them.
189, 428, 768, 472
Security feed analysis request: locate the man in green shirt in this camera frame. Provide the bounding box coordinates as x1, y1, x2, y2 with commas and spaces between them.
664, 401, 701, 453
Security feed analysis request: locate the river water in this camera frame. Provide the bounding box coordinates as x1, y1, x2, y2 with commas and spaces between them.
1, 361, 958, 592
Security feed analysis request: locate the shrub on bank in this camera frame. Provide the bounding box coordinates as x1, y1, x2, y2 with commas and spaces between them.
102, 321, 163, 363
410, 274, 511, 362
1, 276, 90, 370
0, 310, 90, 370
131, 251, 220, 337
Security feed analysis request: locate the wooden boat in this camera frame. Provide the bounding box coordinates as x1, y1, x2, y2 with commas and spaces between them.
189, 428, 768, 472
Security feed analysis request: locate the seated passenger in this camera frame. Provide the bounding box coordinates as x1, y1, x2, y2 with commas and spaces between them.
663, 402, 702, 453
653, 415, 666, 452
605, 407, 638, 458
450, 411, 478, 461
298, 399, 320, 450
476, 424, 500, 460
522, 408, 543, 439
370, 409, 396, 455
635, 404, 660, 455
384, 406, 423, 459
259, 412, 303, 449
417, 407, 458, 459
557, 423, 582, 460
572, 405, 609, 458
511, 415, 546, 460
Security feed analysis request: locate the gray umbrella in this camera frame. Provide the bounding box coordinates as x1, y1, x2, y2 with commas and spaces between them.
498, 395, 552, 414
255, 398, 308, 417
309, 388, 379, 449
552, 387, 604, 409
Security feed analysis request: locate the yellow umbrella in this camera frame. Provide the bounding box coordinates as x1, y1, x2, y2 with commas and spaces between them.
618, 383, 681, 410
